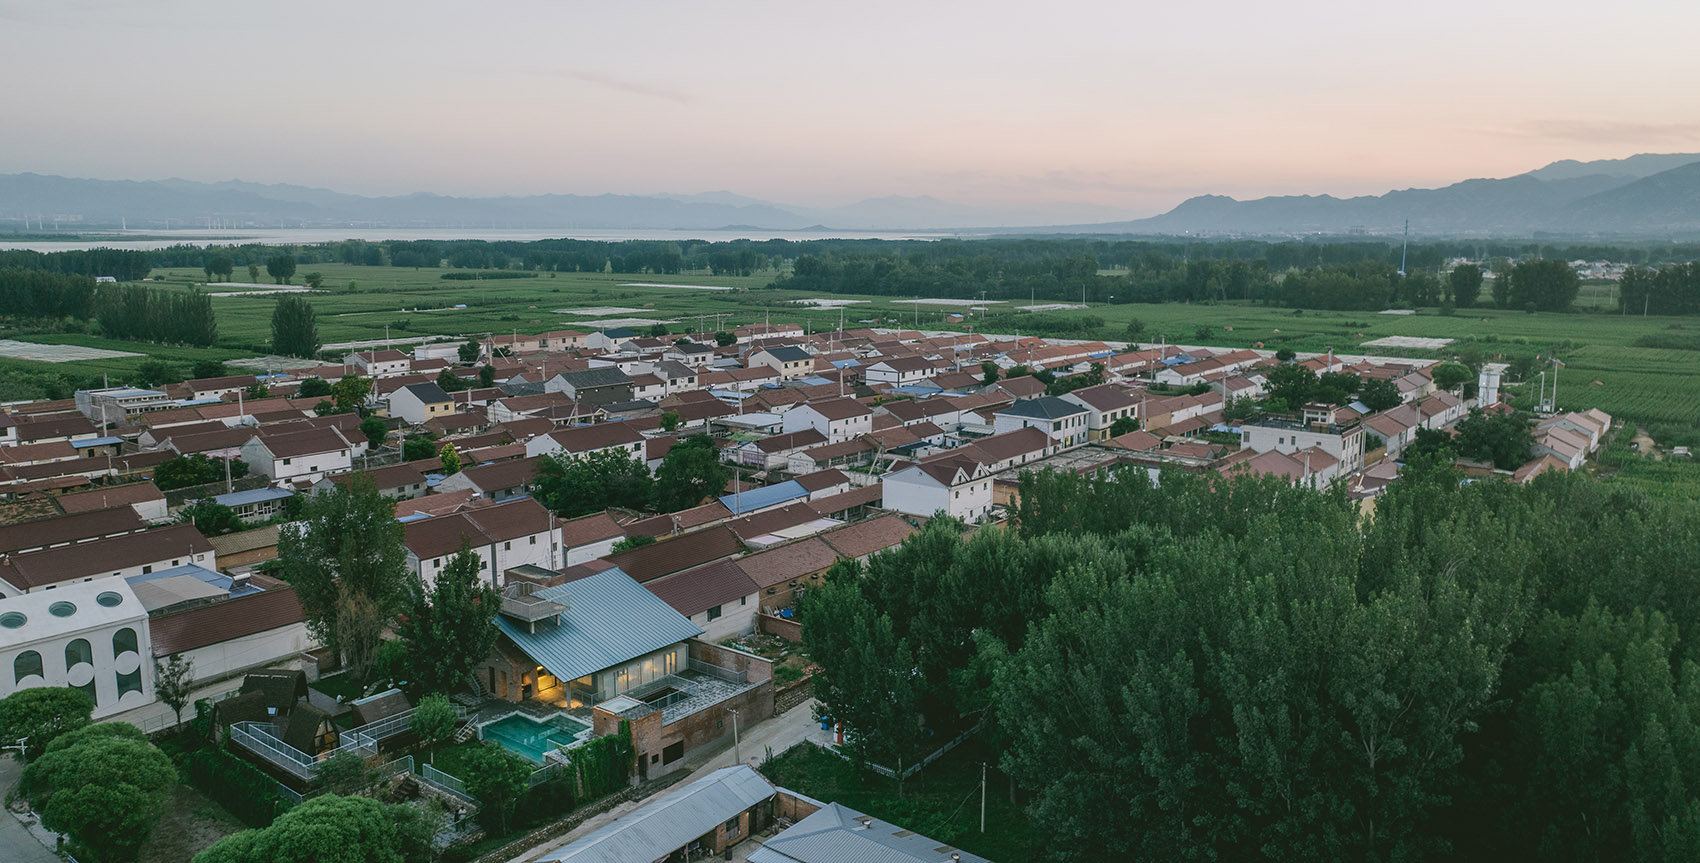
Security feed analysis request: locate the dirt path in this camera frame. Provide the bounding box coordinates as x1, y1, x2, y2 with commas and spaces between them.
1632, 426, 1663, 461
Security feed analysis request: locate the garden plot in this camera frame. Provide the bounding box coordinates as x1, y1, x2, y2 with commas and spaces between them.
1360, 336, 1454, 350
0, 339, 143, 362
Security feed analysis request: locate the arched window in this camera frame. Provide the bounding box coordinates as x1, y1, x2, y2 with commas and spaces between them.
116, 668, 143, 698
65, 638, 93, 670
13, 650, 43, 683
113, 628, 139, 657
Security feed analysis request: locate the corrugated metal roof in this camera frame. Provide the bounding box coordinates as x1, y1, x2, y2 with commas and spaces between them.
747, 801, 991, 863
497, 567, 702, 684
718, 479, 808, 515
540, 766, 773, 863
211, 487, 295, 507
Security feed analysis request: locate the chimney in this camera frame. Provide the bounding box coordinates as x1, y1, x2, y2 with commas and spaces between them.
855, 815, 873, 830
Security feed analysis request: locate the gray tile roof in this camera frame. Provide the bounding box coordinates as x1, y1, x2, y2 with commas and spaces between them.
497, 567, 703, 684
996, 394, 1089, 420
540, 766, 773, 863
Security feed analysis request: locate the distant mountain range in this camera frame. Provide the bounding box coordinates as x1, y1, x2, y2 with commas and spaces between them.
1050, 153, 1700, 237
0, 174, 1129, 233
4, 153, 1700, 236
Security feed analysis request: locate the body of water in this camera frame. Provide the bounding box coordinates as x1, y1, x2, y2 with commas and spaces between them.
0, 226, 962, 252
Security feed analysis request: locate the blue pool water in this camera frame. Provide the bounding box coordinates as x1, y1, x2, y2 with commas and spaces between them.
479, 713, 590, 763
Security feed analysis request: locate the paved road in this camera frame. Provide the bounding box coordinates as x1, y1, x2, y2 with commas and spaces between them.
0, 758, 59, 863
510, 698, 819, 862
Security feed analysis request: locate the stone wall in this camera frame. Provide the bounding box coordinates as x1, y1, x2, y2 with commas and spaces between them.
773, 676, 814, 715
689, 639, 774, 685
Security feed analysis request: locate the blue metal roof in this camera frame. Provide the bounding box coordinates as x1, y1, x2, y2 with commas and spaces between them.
717, 479, 808, 515
212, 487, 294, 507
796, 376, 836, 387
77, 436, 125, 447
126, 563, 263, 599
889, 384, 941, 396
829, 358, 861, 369
498, 567, 703, 684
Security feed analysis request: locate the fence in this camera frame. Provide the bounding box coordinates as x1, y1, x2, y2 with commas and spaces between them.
137, 686, 244, 735
421, 763, 477, 806
229, 721, 317, 781
528, 761, 565, 788
687, 657, 747, 685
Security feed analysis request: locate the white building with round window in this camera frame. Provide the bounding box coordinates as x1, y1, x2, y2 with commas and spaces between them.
0, 579, 153, 718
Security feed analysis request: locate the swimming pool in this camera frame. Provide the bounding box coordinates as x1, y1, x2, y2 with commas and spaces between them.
479, 713, 592, 763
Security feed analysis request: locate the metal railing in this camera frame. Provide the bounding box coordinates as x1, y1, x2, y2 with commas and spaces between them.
528, 761, 565, 788
688, 658, 748, 685
229, 722, 317, 780
420, 763, 477, 805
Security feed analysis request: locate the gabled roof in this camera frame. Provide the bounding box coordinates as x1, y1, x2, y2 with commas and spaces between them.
252, 427, 350, 458
645, 559, 758, 617
756, 346, 812, 363
0, 506, 145, 555
793, 468, 850, 493
737, 537, 839, 589
798, 397, 872, 421
718, 480, 810, 515
997, 395, 1090, 421
57, 481, 166, 514
541, 422, 644, 453
554, 367, 635, 389
820, 514, 917, 559
149, 584, 306, 655
0, 523, 214, 590
398, 381, 453, 403
604, 525, 742, 583
541, 766, 773, 863
747, 800, 990, 863
498, 567, 703, 684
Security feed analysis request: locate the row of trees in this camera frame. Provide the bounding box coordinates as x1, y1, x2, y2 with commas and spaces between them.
0, 267, 97, 320
1621, 261, 1700, 316
807, 462, 1700, 861
94, 284, 218, 346
0, 247, 151, 280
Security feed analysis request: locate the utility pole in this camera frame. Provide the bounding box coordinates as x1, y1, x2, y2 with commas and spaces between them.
980, 762, 987, 833
729, 708, 741, 765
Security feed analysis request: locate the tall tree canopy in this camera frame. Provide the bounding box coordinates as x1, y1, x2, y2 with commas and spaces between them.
651, 434, 730, 512
395, 542, 500, 695
272, 295, 321, 358
277, 474, 410, 680
532, 449, 653, 518
193, 794, 433, 863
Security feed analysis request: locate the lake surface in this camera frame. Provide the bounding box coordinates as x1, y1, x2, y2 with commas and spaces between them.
0, 226, 962, 252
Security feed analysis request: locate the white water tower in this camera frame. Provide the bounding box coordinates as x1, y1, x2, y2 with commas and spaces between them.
1478, 365, 1503, 407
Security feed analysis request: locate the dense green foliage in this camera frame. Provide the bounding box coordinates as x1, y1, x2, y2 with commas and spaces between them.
94, 283, 218, 345
22, 727, 176, 862
810, 464, 1700, 862
1506, 258, 1583, 311
271, 295, 321, 358
395, 543, 500, 695
0, 686, 94, 759
651, 434, 730, 512
179, 498, 245, 536
533, 448, 654, 518
1621, 262, 1700, 316
409, 693, 458, 763
0, 247, 151, 281
175, 742, 291, 827
154, 453, 249, 491
193, 794, 433, 863
459, 743, 534, 834
277, 474, 410, 680
0, 268, 97, 320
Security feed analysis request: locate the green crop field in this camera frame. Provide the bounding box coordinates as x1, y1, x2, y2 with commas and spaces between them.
5, 261, 1699, 434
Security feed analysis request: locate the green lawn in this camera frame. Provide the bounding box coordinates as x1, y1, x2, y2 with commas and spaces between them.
759, 740, 1040, 862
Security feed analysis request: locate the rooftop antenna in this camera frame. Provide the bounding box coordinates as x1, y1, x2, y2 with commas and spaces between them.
1398, 218, 1410, 277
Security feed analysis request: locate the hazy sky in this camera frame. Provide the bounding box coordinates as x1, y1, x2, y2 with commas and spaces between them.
4, 0, 1698, 217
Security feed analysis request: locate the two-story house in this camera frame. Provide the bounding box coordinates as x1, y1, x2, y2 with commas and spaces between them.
780, 398, 873, 444
993, 396, 1090, 449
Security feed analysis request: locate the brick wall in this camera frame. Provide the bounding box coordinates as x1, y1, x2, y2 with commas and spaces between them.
757, 612, 802, 642
689, 639, 774, 685
774, 788, 824, 822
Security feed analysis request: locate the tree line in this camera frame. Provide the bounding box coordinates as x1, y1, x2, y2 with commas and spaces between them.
1621, 262, 1700, 316
805, 460, 1700, 862
0, 268, 96, 320
94, 283, 218, 346
0, 247, 151, 281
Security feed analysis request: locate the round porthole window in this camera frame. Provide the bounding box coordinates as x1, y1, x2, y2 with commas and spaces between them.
0, 612, 24, 629
49, 601, 76, 618
97, 592, 123, 607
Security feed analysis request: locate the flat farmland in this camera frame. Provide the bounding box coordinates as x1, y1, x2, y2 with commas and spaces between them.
6, 261, 1699, 433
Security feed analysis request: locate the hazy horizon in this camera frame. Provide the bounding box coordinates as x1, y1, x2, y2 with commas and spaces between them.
4, 0, 1698, 222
